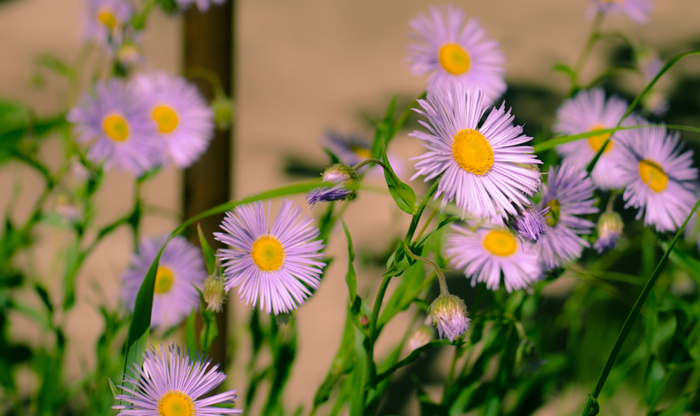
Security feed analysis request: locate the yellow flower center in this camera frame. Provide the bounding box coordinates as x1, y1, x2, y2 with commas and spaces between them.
452, 128, 494, 176
97, 10, 118, 31
350, 146, 371, 160
638, 159, 668, 192
483, 230, 518, 257
251, 235, 285, 272
544, 199, 561, 227
103, 114, 129, 142
154, 266, 175, 294
152, 105, 179, 134
588, 124, 613, 154
439, 44, 471, 75
157, 391, 195, 416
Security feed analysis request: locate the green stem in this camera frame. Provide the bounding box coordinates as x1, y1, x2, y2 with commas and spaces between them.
414, 207, 438, 243
581, 196, 700, 416
406, 176, 442, 243
571, 12, 604, 94
402, 241, 449, 297
366, 274, 393, 382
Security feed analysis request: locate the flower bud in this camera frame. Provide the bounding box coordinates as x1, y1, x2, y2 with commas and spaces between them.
594, 212, 623, 254
211, 94, 234, 131
509, 205, 550, 243
306, 164, 358, 207
429, 294, 470, 342
407, 325, 433, 352
203, 275, 226, 313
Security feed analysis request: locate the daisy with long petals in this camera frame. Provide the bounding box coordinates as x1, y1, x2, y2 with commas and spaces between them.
214, 200, 326, 315
410, 81, 541, 220
132, 71, 214, 168
537, 164, 599, 270
406, 5, 506, 104
114, 344, 242, 415
446, 224, 542, 292
588, 0, 653, 24
68, 79, 162, 176
122, 236, 207, 328
81, 0, 134, 51
554, 88, 630, 190
617, 123, 697, 232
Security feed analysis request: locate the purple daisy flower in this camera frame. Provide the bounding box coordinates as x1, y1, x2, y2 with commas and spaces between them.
594, 211, 624, 253
406, 5, 506, 105
214, 200, 326, 315
510, 205, 550, 243
131, 71, 214, 168
537, 163, 599, 270
176, 0, 226, 12
122, 236, 207, 329
445, 224, 542, 292
114, 344, 242, 415
617, 122, 698, 232
588, 0, 653, 24
68, 79, 162, 176
81, 0, 134, 51
554, 88, 631, 190
409, 82, 542, 220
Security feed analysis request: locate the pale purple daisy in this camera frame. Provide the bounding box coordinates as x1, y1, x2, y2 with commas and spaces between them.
510, 205, 550, 243
81, 0, 134, 51
214, 200, 326, 315
410, 82, 541, 220
131, 71, 214, 169
122, 236, 207, 329
114, 344, 242, 415
537, 164, 599, 270
616, 123, 697, 232
445, 224, 542, 292
554, 88, 630, 190
588, 0, 653, 24
406, 5, 506, 104
176, 0, 226, 12
68, 79, 162, 176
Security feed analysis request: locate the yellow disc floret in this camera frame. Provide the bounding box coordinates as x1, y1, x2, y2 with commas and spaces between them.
97, 10, 118, 31
588, 124, 613, 154
154, 266, 175, 294
638, 159, 668, 192
452, 128, 494, 176
544, 199, 561, 227
439, 44, 471, 75
483, 230, 518, 257
251, 235, 285, 272
157, 391, 195, 416
152, 105, 179, 134
103, 114, 129, 142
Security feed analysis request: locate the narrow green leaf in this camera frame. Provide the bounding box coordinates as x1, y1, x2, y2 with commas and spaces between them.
341, 219, 357, 300
381, 140, 416, 215
185, 310, 197, 353
644, 356, 667, 408
313, 314, 355, 407
197, 223, 216, 275
108, 377, 119, 399
34, 283, 53, 316
199, 310, 218, 355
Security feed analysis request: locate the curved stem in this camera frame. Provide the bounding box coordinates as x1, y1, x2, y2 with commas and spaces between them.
403, 240, 449, 297
367, 273, 393, 382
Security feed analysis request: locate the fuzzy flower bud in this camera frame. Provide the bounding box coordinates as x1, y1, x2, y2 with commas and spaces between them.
429, 294, 470, 342
407, 325, 433, 352
203, 275, 226, 312
306, 164, 358, 207
211, 94, 234, 131
509, 205, 550, 243
594, 211, 624, 254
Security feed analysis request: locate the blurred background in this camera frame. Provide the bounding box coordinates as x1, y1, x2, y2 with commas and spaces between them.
2, 0, 700, 414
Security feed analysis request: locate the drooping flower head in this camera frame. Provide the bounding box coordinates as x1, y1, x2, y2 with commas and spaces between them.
306, 164, 358, 207
406, 5, 506, 104
114, 344, 242, 415
554, 88, 630, 190
509, 205, 550, 243
214, 200, 326, 315
203, 275, 226, 313
81, 0, 134, 51
537, 164, 599, 270
428, 294, 470, 342
68, 79, 162, 176
594, 211, 624, 253
131, 71, 214, 168
122, 236, 207, 328
176, 0, 226, 12
617, 123, 697, 232
588, 0, 653, 24
410, 82, 541, 220
446, 224, 542, 291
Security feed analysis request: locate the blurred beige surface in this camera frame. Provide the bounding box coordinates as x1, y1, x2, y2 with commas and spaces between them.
2, 0, 700, 413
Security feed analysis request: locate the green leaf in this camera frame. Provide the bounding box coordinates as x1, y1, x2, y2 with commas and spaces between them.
62, 240, 84, 310
199, 310, 218, 355
185, 310, 197, 353
553, 63, 575, 79
667, 308, 693, 365
36, 54, 76, 79
108, 377, 119, 399
197, 223, 216, 275
341, 219, 357, 300
644, 356, 667, 408
313, 314, 355, 407
34, 283, 53, 316
381, 140, 416, 215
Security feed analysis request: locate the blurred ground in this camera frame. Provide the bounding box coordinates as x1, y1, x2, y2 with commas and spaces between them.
2, 0, 700, 414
